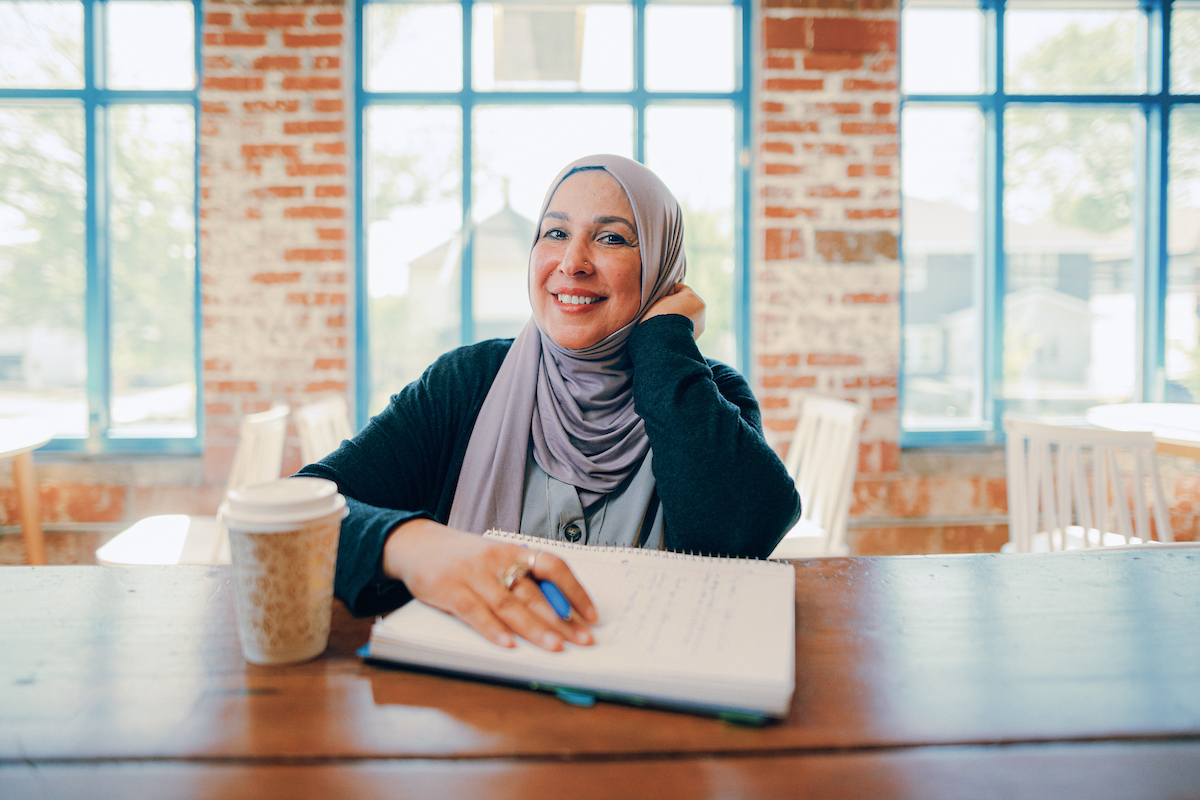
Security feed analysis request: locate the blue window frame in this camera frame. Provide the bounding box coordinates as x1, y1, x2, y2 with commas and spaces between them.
0, 0, 202, 453
900, 0, 1200, 446
355, 0, 753, 425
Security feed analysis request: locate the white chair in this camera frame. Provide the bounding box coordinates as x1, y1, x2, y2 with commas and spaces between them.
770, 395, 864, 559
295, 394, 354, 464
96, 404, 290, 566
1002, 416, 1174, 553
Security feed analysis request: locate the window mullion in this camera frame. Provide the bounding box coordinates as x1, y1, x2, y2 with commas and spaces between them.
985, 0, 1004, 435
1143, 100, 1168, 401
634, 0, 645, 162
355, 0, 369, 427
1142, 0, 1170, 401
737, 0, 751, 375
984, 99, 1004, 436
192, 0, 204, 443
83, 0, 111, 446
461, 0, 474, 345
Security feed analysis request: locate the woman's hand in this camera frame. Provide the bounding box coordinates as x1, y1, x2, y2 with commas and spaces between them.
642, 282, 705, 339
382, 518, 598, 650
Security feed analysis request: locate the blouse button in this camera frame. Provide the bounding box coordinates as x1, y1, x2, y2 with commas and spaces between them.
563, 523, 583, 542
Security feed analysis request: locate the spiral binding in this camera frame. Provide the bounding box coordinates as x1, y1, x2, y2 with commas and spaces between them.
484, 529, 789, 568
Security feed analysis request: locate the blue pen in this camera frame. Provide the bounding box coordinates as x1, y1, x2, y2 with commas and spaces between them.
538, 580, 572, 620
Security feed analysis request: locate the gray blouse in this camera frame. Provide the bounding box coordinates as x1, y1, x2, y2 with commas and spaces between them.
518, 446, 664, 549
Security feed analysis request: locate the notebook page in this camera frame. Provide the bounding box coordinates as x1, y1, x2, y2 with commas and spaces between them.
373, 533, 795, 692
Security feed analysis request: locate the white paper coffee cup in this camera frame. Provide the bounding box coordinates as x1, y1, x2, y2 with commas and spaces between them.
219, 477, 346, 665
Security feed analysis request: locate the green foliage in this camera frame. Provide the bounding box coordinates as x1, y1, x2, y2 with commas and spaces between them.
1006, 107, 1135, 235
0, 106, 87, 330
678, 201, 736, 365
1173, 10, 1200, 91
1009, 17, 1135, 94
108, 106, 196, 389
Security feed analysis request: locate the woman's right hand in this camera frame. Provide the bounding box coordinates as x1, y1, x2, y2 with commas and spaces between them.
382, 518, 598, 651
642, 282, 705, 339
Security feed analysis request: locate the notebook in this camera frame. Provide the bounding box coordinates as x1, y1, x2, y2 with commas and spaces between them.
364, 530, 796, 721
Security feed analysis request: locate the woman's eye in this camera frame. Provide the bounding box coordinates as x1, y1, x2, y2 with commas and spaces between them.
600, 233, 628, 246
542, 228, 567, 240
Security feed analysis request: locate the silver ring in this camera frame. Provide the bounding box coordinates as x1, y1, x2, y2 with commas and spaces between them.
501, 551, 537, 591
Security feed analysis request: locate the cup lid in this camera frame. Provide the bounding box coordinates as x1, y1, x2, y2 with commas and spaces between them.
221, 477, 345, 525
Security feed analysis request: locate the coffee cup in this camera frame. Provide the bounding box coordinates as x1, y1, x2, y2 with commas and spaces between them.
219, 477, 346, 665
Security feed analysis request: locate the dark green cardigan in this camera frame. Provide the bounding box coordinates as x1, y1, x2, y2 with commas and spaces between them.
299, 315, 801, 617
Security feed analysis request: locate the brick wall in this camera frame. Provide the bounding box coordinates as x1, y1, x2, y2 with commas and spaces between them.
200, 0, 353, 485
754, 0, 917, 550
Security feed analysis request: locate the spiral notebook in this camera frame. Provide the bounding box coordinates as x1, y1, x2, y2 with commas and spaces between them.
365, 531, 796, 721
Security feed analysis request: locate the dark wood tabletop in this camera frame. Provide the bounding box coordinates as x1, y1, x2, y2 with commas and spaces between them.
3, 551, 1199, 799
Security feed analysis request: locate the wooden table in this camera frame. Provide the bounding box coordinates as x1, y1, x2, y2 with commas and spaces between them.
0, 420, 53, 565
3, 554, 1200, 799
1087, 403, 1200, 461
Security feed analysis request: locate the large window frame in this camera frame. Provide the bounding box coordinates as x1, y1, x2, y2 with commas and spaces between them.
0, 0, 203, 454
353, 0, 754, 428
900, 0, 1200, 447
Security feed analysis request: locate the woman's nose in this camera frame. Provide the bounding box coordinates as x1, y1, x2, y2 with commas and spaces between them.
558, 242, 594, 275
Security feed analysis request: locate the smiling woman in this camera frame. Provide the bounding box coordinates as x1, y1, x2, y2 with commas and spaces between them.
299, 154, 800, 654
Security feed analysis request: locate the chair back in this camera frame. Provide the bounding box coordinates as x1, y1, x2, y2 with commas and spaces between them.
1003, 416, 1172, 552
782, 395, 864, 555
295, 394, 354, 464
225, 404, 290, 493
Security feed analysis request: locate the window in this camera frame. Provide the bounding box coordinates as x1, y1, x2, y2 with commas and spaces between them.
0, 0, 200, 452
900, 0, 1200, 444
357, 0, 751, 416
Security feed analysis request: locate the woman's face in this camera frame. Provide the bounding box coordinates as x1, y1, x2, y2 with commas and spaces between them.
530, 170, 642, 350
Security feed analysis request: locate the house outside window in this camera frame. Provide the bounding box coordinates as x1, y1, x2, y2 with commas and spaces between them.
0, 0, 201, 452
358, 0, 751, 416
900, 0, 1200, 444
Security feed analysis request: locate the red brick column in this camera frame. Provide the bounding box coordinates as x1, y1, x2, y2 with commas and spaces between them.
200, 0, 352, 484
754, 1, 901, 495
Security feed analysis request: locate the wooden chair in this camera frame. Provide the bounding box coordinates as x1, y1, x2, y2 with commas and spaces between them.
295, 394, 354, 465
770, 395, 864, 559
1002, 416, 1174, 553
95, 405, 290, 566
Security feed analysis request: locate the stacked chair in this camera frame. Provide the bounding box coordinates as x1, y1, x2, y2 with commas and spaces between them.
770, 395, 864, 558
1002, 416, 1180, 552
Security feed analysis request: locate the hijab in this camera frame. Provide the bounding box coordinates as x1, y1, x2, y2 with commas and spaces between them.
446, 154, 687, 534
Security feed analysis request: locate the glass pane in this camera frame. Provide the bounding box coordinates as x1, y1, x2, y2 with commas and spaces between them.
0, 0, 83, 89
473, 1, 632, 91
472, 105, 633, 341
1166, 108, 1200, 403
1003, 106, 1137, 417
1005, 5, 1145, 95
646, 104, 736, 364
109, 105, 196, 437
0, 105, 87, 436
900, 106, 983, 429
1172, 3, 1200, 94
645, 4, 735, 92
107, 1, 195, 90
901, 6, 983, 95
366, 2, 462, 92
366, 106, 462, 414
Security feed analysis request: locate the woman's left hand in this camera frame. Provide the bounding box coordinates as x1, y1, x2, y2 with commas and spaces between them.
642, 282, 705, 339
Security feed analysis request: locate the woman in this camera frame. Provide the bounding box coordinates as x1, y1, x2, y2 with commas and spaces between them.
299, 154, 800, 653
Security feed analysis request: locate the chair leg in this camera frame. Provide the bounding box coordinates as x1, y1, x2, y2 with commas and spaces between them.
12, 452, 46, 566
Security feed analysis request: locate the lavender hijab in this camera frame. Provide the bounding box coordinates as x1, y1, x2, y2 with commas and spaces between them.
447, 154, 687, 534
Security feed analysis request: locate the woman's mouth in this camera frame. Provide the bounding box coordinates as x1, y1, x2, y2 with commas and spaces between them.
556, 294, 602, 305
